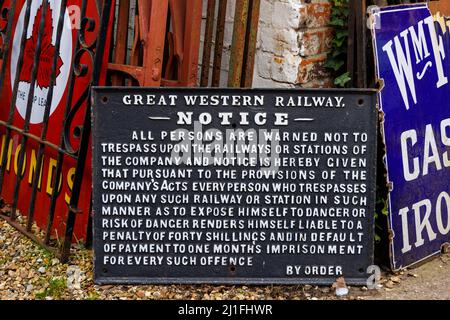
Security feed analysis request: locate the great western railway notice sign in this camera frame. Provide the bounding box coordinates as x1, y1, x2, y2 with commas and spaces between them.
92, 88, 377, 285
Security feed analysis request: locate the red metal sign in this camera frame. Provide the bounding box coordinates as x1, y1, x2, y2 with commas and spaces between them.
0, 0, 113, 242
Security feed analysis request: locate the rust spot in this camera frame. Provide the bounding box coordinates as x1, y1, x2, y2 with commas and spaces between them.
306, 3, 332, 20
388, 229, 395, 242
387, 182, 393, 192
429, 1, 450, 17
273, 57, 284, 65
375, 78, 385, 92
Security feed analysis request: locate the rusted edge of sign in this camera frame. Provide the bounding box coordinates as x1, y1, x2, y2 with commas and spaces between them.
93, 277, 370, 286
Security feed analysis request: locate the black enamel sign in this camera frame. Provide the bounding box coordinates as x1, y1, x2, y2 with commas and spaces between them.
92, 88, 378, 285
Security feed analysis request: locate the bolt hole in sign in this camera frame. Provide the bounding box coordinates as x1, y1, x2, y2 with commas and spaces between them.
0, 0, 114, 241
371, 3, 450, 270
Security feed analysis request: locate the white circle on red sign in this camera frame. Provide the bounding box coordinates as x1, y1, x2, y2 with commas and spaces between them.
10, 0, 73, 124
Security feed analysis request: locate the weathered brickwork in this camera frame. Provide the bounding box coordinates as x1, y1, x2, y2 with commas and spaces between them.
199, 0, 334, 88
254, 0, 333, 88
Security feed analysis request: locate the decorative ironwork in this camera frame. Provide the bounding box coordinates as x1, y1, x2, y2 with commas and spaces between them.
0, 0, 114, 262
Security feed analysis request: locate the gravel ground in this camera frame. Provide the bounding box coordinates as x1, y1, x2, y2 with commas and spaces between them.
1, 219, 448, 300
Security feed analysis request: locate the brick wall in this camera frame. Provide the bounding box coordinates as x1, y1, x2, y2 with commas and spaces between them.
200, 0, 334, 88
255, 0, 334, 88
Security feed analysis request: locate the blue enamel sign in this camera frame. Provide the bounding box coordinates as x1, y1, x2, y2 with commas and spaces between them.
372, 4, 450, 270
